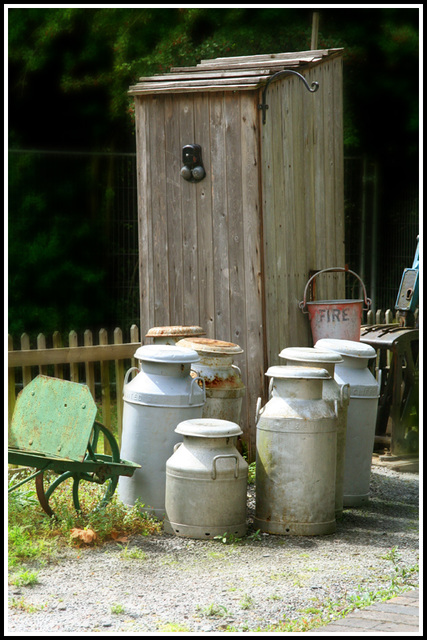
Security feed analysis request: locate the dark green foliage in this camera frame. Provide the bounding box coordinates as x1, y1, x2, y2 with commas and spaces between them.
8, 151, 114, 336
7, 8, 419, 337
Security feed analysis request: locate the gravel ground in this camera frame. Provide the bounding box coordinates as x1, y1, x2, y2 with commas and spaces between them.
7, 464, 419, 634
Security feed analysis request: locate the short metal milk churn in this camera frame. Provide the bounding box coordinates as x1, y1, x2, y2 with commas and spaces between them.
118, 345, 205, 517
315, 339, 379, 506
164, 418, 248, 539
278, 347, 350, 517
255, 366, 337, 535
145, 325, 205, 345
176, 337, 246, 425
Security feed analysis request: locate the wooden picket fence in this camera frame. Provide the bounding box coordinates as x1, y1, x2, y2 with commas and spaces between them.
8, 309, 416, 454
8, 325, 142, 449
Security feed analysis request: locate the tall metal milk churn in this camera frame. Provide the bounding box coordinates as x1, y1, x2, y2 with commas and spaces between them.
315, 339, 379, 506
176, 337, 246, 425
255, 366, 337, 535
145, 325, 205, 345
118, 345, 205, 518
164, 418, 248, 539
278, 347, 350, 517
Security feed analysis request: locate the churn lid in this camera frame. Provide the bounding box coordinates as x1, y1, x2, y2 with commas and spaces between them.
133, 344, 200, 363
265, 365, 330, 380
314, 339, 376, 359
145, 325, 205, 338
279, 346, 343, 364
175, 418, 242, 438
176, 337, 243, 356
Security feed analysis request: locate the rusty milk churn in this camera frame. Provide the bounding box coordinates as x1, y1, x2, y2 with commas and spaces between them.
118, 345, 205, 518
278, 347, 350, 518
255, 366, 337, 535
145, 325, 205, 345
164, 418, 248, 539
176, 337, 246, 425
315, 338, 379, 506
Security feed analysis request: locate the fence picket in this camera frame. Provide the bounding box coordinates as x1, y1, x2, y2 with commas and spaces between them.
385, 309, 394, 324
37, 334, 48, 375
21, 333, 32, 387
99, 328, 112, 454
130, 324, 140, 371
114, 327, 125, 445
52, 331, 64, 379
84, 329, 96, 397
69, 330, 79, 382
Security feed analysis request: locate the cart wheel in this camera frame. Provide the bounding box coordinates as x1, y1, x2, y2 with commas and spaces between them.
35, 469, 118, 517
72, 474, 118, 513
35, 470, 74, 517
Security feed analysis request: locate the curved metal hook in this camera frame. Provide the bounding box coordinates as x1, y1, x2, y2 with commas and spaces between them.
258, 69, 319, 124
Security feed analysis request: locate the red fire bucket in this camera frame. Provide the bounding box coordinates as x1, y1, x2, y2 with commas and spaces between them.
299, 268, 371, 343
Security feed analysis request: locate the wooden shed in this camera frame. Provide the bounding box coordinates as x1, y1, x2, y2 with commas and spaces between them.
129, 48, 345, 457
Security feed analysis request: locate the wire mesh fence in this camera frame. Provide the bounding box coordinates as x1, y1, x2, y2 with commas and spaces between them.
8, 150, 419, 333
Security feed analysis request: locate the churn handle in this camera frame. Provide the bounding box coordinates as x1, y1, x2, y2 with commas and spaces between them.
299, 267, 371, 313
211, 454, 239, 480
124, 366, 140, 386
340, 383, 350, 407
255, 397, 264, 424
189, 376, 206, 404
231, 364, 242, 376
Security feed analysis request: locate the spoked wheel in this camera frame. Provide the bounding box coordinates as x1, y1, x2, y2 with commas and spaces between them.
35, 469, 118, 517
35, 421, 122, 517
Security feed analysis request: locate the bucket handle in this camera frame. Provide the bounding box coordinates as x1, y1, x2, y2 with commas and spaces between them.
211, 454, 239, 480
299, 267, 371, 313
124, 366, 140, 386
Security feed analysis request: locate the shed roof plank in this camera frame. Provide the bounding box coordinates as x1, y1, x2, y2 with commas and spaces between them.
169, 60, 304, 74
137, 69, 273, 82
199, 49, 336, 64
132, 76, 271, 90
129, 84, 264, 95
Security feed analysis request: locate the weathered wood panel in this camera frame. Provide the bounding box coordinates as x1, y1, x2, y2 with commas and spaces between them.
135, 90, 264, 454
260, 56, 345, 368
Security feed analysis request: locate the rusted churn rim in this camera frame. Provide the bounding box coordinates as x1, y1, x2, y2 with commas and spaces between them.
145, 325, 205, 338
176, 337, 244, 356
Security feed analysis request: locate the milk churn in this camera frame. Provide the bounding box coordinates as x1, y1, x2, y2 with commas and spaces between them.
164, 418, 248, 539
118, 345, 205, 518
278, 347, 350, 518
314, 338, 379, 507
145, 325, 205, 345
255, 366, 337, 535
176, 338, 246, 425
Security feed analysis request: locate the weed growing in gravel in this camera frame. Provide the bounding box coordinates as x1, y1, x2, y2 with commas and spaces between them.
9, 597, 46, 613
111, 603, 125, 615
197, 603, 229, 618
118, 544, 147, 560
239, 594, 254, 609
9, 569, 39, 587
157, 622, 192, 632
247, 461, 256, 484
213, 532, 242, 545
